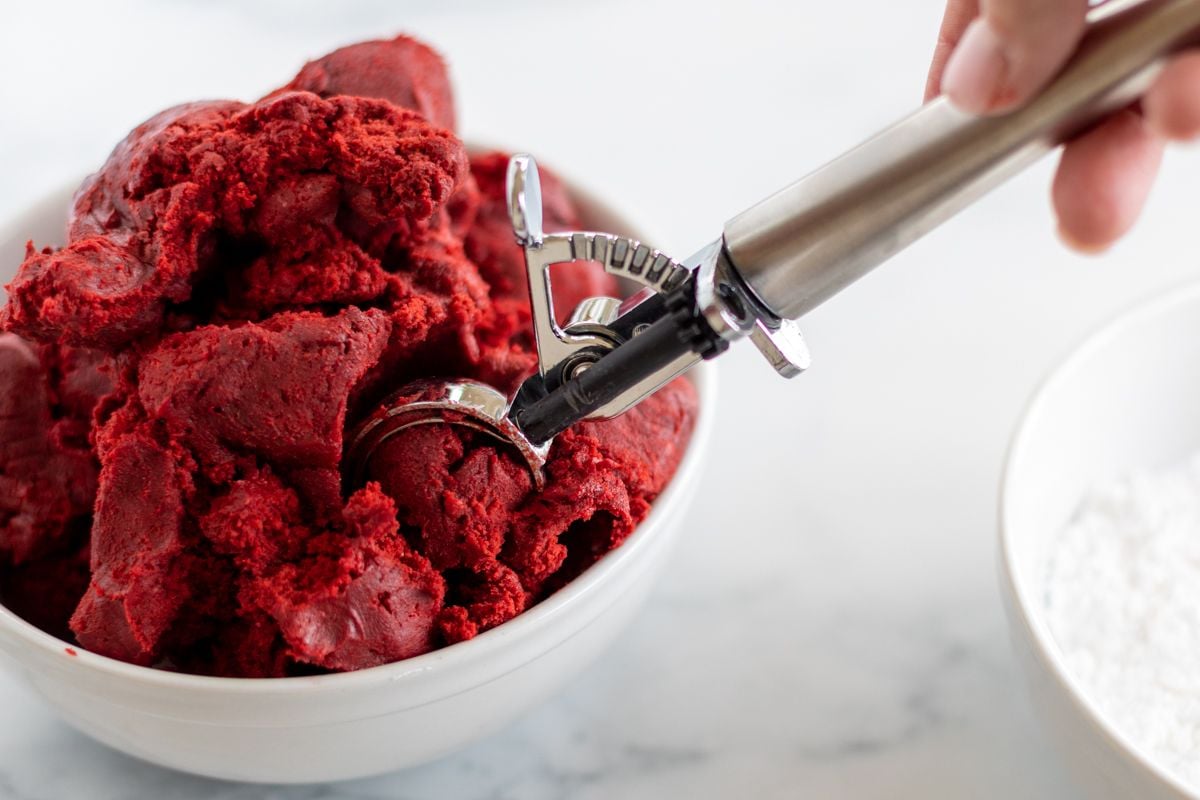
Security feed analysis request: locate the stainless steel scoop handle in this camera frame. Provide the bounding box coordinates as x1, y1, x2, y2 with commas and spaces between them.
724, 0, 1200, 320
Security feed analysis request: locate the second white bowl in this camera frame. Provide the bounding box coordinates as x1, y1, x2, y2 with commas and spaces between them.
1001, 281, 1200, 800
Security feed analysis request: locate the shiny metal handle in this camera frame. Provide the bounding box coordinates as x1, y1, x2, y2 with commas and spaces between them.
724, 0, 1200, 320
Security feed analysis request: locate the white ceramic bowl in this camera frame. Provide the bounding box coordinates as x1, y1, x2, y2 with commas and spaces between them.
0, 173, 716, 783
1001, 282, 1200, 800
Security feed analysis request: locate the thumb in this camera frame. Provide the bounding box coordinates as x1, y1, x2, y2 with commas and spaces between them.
941, 0, 1089, 114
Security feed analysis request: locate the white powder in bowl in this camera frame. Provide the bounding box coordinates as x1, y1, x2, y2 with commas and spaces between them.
1044, 453, 1200, 789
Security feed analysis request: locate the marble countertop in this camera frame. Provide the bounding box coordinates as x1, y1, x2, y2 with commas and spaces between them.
4, 0, 1200, 796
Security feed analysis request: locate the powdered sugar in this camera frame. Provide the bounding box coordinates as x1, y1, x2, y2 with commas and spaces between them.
1044, 452, 1200, 789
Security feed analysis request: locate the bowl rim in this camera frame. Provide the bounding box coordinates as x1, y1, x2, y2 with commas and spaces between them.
999, 279, 1200, 800
0, 169, 717, 696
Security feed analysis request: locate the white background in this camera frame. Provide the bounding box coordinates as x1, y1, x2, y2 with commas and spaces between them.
3, 1, 1200, 797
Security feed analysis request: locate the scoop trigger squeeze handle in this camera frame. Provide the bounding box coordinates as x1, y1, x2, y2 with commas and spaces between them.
506, 155, 693, 385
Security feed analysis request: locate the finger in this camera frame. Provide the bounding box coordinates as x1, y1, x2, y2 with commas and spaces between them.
1144, 50, 1200, 141
1052, 110, 1165, 253
925, 0, 980, 102
942, 0, 1089, 115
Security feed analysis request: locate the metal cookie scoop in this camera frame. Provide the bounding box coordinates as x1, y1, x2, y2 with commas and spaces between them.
348, 0, 1200, 489
345, 155, 718, 488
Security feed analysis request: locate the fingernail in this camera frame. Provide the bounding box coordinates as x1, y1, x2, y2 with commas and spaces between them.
942, 19, 1014, 114
1056, 222, 1111, 255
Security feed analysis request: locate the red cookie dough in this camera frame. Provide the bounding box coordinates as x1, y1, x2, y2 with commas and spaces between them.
0, 35, 697, 677
70, 431, 192, 665
240, 483, 445, 671
0, 335, 102, 565
368, 379, 696, 643
277, 35, 457, 132
2, 92, 467, 348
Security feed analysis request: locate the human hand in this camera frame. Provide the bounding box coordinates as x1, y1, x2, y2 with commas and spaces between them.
926, 0, 1200, 251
